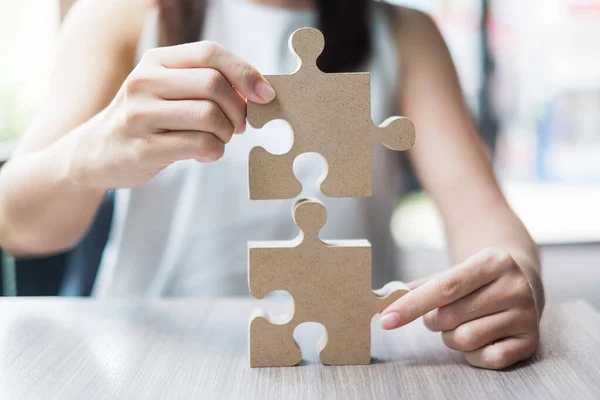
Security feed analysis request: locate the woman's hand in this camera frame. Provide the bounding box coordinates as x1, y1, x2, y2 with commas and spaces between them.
72, 41, 275, 189
381, 248, 542, 370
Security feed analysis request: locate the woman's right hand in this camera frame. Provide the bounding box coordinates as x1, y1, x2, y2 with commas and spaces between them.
73, 41, 276, 189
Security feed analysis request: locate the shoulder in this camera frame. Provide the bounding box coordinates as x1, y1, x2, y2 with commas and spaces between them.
383, 5, 454, 76
382, 5, 445, 47
60, 0, 156, 59
378, 3, 438, 33
394, 6, 438, 31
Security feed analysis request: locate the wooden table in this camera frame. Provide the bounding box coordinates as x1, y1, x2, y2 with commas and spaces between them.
0, 298, 599, 399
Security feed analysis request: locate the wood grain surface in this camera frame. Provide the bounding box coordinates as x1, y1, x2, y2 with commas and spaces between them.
0, 298, 598, 400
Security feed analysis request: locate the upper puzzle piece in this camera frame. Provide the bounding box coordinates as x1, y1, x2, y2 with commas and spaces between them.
247, 27, 415, 200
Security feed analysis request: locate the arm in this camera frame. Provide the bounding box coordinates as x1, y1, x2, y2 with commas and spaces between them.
398, 9, 541, 290
0, 0, 148, 256
381, 8, 543, 370
0, 0, 274, 257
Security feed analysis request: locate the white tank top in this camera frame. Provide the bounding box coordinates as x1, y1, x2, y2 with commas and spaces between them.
94, 0, 405, 297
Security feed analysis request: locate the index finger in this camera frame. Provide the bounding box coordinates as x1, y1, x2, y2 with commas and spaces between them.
407, 272, 439, 290
381, 251, 505, 330
148, 41, 274, 104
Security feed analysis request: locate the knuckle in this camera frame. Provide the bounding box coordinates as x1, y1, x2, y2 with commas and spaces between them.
124, 71, 155, 96
485, 346, 512, 370
207, 139, 225, 161
437, 277, 462, 300
198, 40, 222, 61
493, 249, 514, 269
202, 69, 224, 92
232, 57, 259, 86
477, 248, 515, 275
485, 335, 538, 370
202, 102, 221, 125
400, 301, 423, 325
141, 47, 161, 63
130, 137, 152, 164
197, 134, 224, 162
438, 306, 462, 331
510, 275, 535, 307
477, 247, 498, 264
178, 103, 199, 124
176, 103, 203, 128
221, 128, 234, 144
514, 274, 533, 295
479, 248, 505, 265
237, 62, 255, 81
123, 102, 150, 127
422, 311, 439, 331
453, 325, 479, 350
124, 76, 143, 96
496, 250, 514, 267
170, 135, 194, 161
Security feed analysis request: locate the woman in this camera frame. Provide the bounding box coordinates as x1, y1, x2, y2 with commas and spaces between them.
0, 0, 543, 369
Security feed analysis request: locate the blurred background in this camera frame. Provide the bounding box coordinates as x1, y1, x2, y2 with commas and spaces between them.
1, 0, 599, 306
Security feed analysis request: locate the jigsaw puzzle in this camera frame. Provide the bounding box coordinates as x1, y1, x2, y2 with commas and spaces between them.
247, 27, 415, 200
249, 199, 409, 367
246, 27, 414, 367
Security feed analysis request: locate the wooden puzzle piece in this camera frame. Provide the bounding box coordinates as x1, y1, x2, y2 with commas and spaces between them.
247, 28, 415, 200
248, 199, 409, 367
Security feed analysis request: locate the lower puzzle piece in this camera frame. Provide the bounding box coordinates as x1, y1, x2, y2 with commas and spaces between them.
248, 199, 409, 367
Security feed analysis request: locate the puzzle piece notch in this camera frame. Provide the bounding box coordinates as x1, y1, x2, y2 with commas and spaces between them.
289, 26, 323, 72
247, 27, 416, 200
248, 199, 409, 367
292, 198, 326, 243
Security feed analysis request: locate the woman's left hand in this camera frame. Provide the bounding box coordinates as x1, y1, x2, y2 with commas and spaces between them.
381, 248, 542, 370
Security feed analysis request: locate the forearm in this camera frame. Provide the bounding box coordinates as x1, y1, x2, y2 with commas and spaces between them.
0, 122, 106, 257
444, 197, 545, 314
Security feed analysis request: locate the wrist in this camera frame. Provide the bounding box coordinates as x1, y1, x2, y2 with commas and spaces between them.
63, 110, 113, 194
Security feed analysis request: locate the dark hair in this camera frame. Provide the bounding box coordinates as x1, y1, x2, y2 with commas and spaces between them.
157, 0, 371, 73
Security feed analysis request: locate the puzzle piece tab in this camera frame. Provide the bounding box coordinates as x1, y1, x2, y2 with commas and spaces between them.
247, 27, 415, 200
248, 199, 409, 367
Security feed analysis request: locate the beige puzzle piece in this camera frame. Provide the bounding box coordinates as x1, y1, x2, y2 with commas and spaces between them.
246, 27, 415, 200
248, 199, 409, 367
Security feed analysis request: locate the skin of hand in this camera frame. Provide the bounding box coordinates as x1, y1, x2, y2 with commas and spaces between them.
71, 41, 276, 190
380, 248, 542, 370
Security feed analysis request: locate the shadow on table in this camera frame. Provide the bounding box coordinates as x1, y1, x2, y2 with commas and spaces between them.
381, 348, 540, 372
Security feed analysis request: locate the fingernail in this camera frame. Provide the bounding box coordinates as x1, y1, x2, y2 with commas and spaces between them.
254, 80, 275, 102
381, 311, 402, 330
234, 121, 246, 135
